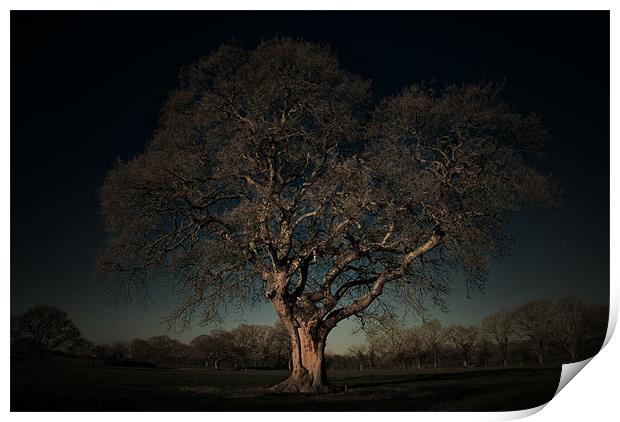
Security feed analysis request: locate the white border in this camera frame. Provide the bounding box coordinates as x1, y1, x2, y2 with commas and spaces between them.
3, 2, 616, 421
0, 1, 615, 11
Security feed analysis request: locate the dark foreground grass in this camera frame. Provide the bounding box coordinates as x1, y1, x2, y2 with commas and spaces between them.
11, 357, 561, 411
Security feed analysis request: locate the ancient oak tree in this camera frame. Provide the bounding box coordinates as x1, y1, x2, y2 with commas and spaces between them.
98, 38, 553, 392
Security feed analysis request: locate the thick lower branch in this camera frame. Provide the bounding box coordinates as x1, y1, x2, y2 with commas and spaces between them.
321, 233, 442, 333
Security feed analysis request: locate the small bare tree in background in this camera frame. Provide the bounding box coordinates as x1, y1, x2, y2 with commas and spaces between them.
445, 325, 479, 367
189, 334, 217, 368
98, 38, 553, 392
403, 327, 425, 369
365, 315, 409, 369
419, 319, 445, 368
267, 322, 292, 369
68, 338, 96, 359
13, 305, 82, 357
481, 310, 515, 366
190, 330, 238, 370
348, 345, 370, 371
476, 336, 493, 367
553, 297, 588, 361
130, 338, 155, 363
513, 299, 555, 364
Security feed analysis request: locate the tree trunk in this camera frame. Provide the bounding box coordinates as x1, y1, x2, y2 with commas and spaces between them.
265, 317, 327, 393
537, 340, 545, 364
272, 325, 328, 393
501, 346, 509, 367
265, 272, 332, 394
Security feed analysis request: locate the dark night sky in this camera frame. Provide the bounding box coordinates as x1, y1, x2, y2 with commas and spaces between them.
11, 11, 609, 352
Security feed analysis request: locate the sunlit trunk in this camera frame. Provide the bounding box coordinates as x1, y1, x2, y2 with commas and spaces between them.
269, 279, 331, 394
272, 325, 329, 393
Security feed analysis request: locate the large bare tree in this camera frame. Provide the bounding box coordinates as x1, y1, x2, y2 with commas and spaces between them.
98, 38, 553, 392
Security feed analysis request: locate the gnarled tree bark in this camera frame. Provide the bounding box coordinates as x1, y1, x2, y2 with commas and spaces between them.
272, 324, 328, 393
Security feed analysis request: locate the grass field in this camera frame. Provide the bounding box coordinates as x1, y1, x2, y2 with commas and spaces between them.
11, 357, 561, 411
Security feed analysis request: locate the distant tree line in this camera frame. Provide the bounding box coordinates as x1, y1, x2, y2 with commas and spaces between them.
11, 297, 607, 371
92, 323, 292, 369
11, 305, 291, 370
339, 297, 607, 371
